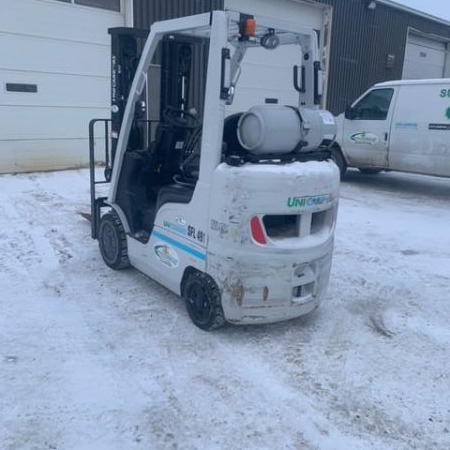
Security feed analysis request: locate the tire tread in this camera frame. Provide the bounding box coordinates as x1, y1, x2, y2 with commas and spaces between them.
99, 211, 130, 270
184, 271, 226, 331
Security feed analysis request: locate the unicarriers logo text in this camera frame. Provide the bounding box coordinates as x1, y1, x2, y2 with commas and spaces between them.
287, 193, 332, 209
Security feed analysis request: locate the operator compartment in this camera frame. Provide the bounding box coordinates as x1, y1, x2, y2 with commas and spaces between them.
107, 32, 208, 242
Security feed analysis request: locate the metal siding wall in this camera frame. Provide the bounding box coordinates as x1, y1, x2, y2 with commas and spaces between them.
133, 0, 224, 34
133, 0, 224, 116
314, 0, 450, 114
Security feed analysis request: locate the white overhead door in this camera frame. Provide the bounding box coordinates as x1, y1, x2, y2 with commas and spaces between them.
0, 0, 124, 173
225, 0, 327, 29
402, 33, 448, 80
224, 0, 331, 114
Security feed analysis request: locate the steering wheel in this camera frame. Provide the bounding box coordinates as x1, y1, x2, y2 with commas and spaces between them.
163, 106, 201, 129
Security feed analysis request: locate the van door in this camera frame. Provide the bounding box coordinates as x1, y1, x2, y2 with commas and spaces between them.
343, 88, 396, 168
389, 83, 450, 177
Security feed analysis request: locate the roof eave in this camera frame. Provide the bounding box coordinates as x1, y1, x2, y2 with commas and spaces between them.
375, 0, 450, 27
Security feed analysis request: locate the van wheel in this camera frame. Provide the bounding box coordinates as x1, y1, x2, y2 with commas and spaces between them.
330, 146, 347, 179
98, 211, 130, 270
183, 271, 226, 331
358, 168, 381, 175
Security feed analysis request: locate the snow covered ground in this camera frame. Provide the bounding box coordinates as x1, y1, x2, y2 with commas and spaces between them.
1, 168, 449, 450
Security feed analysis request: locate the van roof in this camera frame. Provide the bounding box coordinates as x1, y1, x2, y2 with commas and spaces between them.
374, 79, 450, 88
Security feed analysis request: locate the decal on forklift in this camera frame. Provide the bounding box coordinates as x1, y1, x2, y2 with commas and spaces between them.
163, 220, 205, 243
211, 219, 229, 235
318, 111, 335, 125
154, 244, 180, 268
287, 193, 332, 209
187, 226, 205, 243
175, 216, 187, 226
349, 132, 379, 145
163, 220, 187, 236
152, 231, 206, 262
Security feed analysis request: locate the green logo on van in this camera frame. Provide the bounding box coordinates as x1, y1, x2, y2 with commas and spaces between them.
349, 132, 379, 145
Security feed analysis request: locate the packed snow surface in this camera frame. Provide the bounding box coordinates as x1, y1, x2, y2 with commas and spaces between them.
1, 168, 449, 450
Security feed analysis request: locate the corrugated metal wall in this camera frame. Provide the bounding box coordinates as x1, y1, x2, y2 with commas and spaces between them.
134, 0, 223, 26
133, 0, 224, 117
314, 0, 450, 113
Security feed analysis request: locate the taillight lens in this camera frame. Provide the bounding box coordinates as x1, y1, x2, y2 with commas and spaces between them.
250, 216, 266, 245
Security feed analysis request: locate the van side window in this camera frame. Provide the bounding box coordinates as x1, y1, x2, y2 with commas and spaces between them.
352, 88, 394, 120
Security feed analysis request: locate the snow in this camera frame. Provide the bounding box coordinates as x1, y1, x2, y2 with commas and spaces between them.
1, 168, 449, 450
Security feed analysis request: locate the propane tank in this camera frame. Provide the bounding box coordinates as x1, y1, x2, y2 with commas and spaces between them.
237, 105, 336, 155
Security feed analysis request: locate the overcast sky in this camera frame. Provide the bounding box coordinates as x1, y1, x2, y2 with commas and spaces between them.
392, 0, 450, 22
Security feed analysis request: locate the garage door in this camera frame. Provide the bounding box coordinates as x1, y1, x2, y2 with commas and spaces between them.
224, 0, 331, 115
402, 33, 448, 80
0, 0, 124, 173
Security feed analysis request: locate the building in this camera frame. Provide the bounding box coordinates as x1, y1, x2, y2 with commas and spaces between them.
314, 0, 450, 114
0, 0, 132, 173
1, 0, 449, 173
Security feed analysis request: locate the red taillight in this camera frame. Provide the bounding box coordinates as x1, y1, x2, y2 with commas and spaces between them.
250, 216, 266, 245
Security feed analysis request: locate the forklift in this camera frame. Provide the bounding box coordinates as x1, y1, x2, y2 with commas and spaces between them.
89, 10, 340, 330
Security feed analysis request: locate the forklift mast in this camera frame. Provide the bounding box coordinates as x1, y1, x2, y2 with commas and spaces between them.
160, 35, 195, 115
108, 27, 148, 165
108, 28, 199, 169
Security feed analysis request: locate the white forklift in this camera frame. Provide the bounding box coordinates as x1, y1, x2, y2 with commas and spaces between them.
89, 10, 340, 330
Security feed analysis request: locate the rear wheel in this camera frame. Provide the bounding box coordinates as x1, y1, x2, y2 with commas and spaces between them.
358, 168, 382, 175
98, 211, 130, 270
330, 145, 347, 179
183, 271, 226, 331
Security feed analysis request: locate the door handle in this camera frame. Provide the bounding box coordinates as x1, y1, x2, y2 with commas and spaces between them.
384, 132, 388, 141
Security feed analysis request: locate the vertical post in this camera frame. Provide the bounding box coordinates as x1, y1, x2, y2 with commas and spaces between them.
198, 11, 228, 184
89, 119, 97, 239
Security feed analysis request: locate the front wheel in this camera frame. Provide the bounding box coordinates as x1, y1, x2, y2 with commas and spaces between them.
98, 211, 130, 270
183, 271, 226, 331
358, 168, 382, 175
330, 146, 347, 179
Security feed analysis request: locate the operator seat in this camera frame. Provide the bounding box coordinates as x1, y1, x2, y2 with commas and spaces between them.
156, 182, 194, 211
152, 121, 198, 211
153, 122, 188, 184
154, 113, 248, 212
222, 112, 246, 158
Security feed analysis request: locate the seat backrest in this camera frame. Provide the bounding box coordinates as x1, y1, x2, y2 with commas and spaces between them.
223, 113, 246, 158
153, 123, 188, 184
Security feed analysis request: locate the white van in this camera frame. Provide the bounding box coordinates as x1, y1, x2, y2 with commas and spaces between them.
331, 79, 450, 178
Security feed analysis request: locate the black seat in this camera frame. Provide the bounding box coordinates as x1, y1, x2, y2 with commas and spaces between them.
222, 113, 246, 158
153, 122, 190, 184
156, 183, 194, 211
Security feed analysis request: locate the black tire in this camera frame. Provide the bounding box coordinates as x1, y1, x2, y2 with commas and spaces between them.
358, 168, 382, 175
330, 146, 347, 179
98, 211, 130, 270
183, 271, 226, 331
